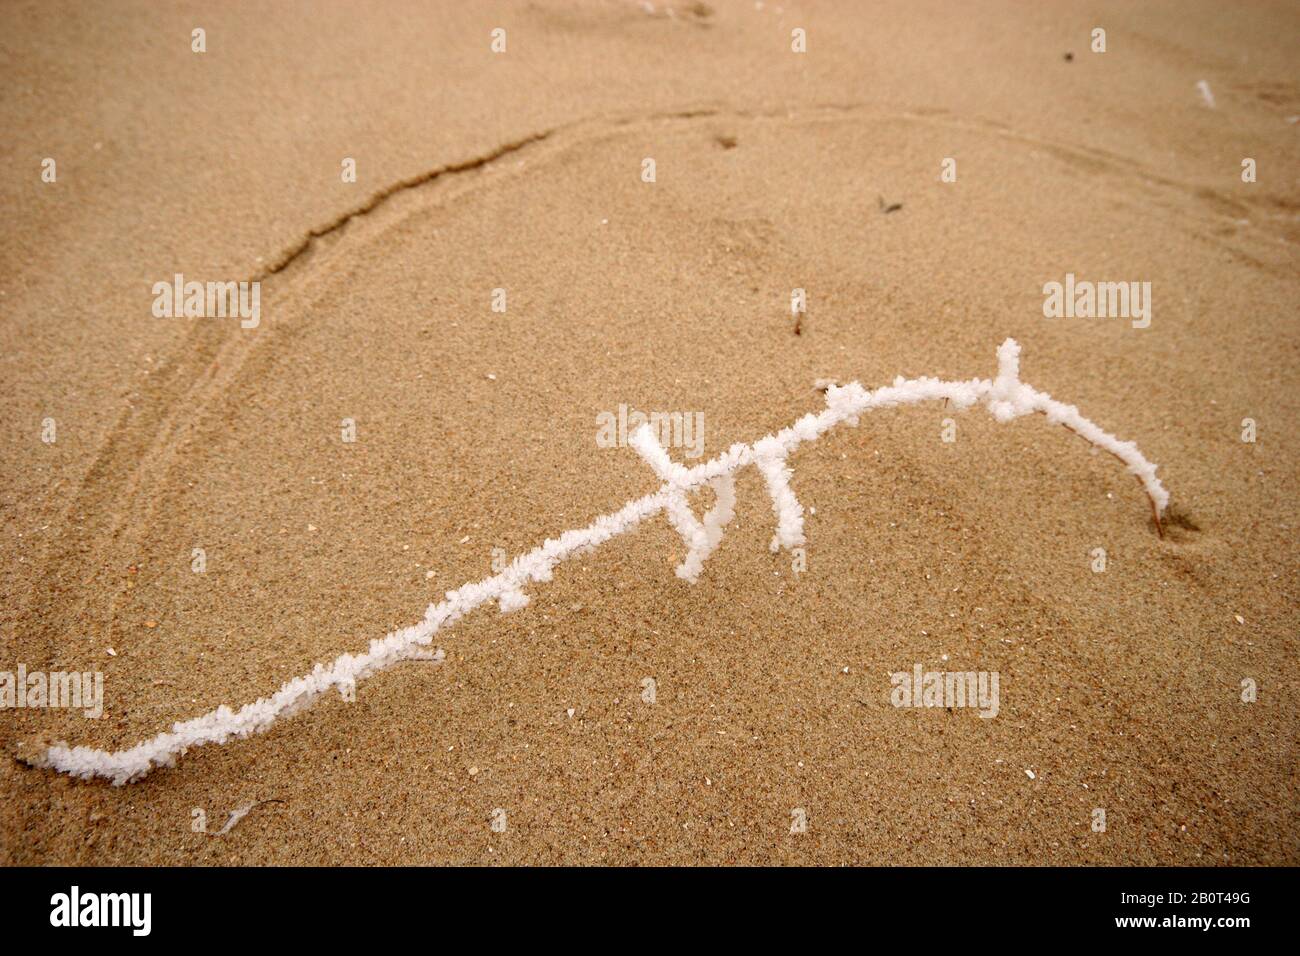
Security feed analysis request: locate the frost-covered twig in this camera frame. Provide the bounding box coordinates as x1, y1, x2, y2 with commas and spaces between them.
629, 427, 737, 582
25, 340, 1168, 785
754, 436, 806, 552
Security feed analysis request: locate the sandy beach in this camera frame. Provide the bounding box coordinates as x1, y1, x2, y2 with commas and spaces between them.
1, 0, 1297, 865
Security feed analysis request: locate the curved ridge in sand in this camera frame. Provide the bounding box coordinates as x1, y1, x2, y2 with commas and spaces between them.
28, 340, 1169, 785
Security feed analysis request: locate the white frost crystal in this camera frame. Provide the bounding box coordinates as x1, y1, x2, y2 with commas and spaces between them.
31, 340, 1169, 784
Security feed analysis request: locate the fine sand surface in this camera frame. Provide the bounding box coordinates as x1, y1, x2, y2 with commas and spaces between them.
2, 0, 1297, 864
